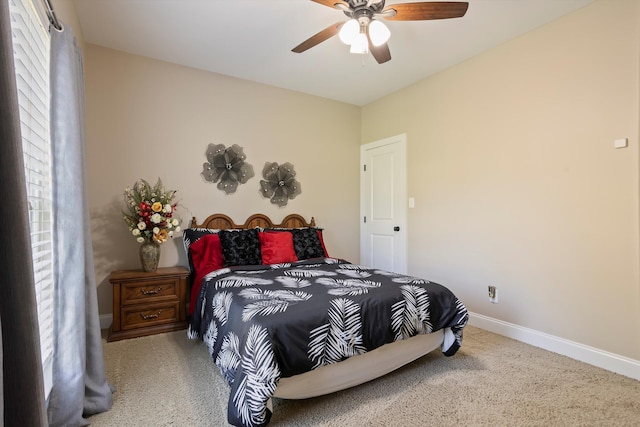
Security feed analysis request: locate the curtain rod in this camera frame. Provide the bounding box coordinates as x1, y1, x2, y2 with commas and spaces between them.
42, 0, 62, 31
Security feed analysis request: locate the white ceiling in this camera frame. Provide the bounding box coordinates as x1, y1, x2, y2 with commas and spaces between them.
72, 0, 594, 106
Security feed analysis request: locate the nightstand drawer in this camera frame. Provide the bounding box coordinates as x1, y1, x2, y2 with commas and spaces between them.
121, 301, 180, 330
108, 266, 189, 341
121, 279, 179, 305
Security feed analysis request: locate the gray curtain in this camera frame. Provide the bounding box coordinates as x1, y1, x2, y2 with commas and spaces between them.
0, 318, 2, 424
46, 22, 113, 426
0, 0, 49, 425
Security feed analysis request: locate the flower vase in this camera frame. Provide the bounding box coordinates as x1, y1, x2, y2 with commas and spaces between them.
140, 241, 160, 272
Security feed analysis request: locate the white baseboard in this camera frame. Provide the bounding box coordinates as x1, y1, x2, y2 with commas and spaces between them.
469, 312, 640, 381
100, 313, 112, 331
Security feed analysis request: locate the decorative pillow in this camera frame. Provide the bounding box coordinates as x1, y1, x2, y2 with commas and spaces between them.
290, 228, 326, 260
188, 233, 224, 315
189, 233, 224, 274
258, 231, 298, 265
265, 227, 329, 260
182, 228, 220, 273
316, 229, 329, 258
218, 228, 262, 266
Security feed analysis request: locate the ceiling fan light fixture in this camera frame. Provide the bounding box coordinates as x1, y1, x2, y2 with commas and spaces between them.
368, 20, 390, 47
349, 32, 369, 54
338, 18, 359, 45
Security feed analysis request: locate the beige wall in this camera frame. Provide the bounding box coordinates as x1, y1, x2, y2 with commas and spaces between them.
82, 46, 361, 316
362, 0, 640, 360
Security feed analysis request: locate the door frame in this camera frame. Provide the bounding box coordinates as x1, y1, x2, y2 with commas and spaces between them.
360, 133, 408, 273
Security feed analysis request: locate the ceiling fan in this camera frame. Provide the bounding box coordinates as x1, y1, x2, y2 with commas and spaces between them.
292, 0, 469, 64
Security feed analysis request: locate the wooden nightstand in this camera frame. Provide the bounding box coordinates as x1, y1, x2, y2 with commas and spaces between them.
108, 266, 189, 342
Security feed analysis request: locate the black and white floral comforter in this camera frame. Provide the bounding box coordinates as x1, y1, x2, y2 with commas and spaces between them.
188, 258, 468, 427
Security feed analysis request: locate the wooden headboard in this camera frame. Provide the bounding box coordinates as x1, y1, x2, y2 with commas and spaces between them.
190, 213, 316, 230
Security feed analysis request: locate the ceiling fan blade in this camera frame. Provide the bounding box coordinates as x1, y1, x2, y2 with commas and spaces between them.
292, 22, 344, 53
368, 38, 391, 64
311, 0, 349, 9
383, 1, 468, 21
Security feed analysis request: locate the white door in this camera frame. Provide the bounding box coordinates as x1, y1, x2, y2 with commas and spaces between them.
360, 134, 407, 273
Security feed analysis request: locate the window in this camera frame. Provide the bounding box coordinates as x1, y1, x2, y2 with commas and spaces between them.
9, 0, 54, 398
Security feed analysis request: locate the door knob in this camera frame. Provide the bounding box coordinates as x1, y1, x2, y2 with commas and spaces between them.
394, 226, 400, 232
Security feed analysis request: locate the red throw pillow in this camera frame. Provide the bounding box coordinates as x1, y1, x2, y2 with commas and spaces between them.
258, 231, 298, 265
189, 233, 224, 314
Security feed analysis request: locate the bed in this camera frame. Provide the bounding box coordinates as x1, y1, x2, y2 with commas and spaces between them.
185, 213, 468, 427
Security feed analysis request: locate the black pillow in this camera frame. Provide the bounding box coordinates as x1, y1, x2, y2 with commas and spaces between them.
218, 228, 262, 266
290, 228, 325, 260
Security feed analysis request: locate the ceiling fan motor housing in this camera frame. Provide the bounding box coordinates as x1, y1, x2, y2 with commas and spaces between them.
343, 0, 386, 19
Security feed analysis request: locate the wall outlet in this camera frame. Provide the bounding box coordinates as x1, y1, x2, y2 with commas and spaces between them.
488, 285, 498, 303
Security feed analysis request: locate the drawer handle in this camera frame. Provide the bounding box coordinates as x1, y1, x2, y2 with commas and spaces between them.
140, 286, 163, 295
140, 310, 162, 320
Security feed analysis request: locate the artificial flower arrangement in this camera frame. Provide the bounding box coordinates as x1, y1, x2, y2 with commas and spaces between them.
123, 178, 181, 244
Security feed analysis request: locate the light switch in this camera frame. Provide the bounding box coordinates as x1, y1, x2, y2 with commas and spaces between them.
408, 197, 415, 208
614, 138, 628, 149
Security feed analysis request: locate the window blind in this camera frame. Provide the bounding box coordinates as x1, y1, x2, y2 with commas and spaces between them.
9, 0, 54, 398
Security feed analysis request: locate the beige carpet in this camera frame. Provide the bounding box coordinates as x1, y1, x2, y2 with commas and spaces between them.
89, 326, 640, 426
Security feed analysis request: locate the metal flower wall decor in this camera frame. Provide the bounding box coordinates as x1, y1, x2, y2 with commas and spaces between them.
259, 162, 302, 207
201, 144, 254, 194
